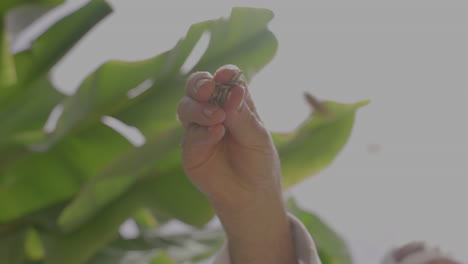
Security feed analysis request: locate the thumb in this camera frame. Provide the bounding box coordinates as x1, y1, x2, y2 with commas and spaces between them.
223, 84, 271, 149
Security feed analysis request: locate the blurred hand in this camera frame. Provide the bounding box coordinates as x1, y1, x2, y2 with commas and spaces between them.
177, 64, 296, 264
384, 241, 460, 264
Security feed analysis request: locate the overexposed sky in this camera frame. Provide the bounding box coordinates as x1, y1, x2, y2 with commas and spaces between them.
12, 0, 468, 262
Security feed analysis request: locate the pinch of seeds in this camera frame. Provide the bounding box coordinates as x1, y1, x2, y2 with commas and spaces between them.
209, 71, 245, 107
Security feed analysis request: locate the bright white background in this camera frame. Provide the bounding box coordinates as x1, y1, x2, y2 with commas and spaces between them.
12, 0, 468, 262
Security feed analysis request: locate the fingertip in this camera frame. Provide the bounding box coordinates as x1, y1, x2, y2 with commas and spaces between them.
214, 64, 240, 83
195, 79, 216, 101
186, 71, 214, 101
222, 85, 245, 112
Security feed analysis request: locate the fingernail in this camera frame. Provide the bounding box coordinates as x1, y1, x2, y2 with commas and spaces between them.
203, 107, 214, 117
194, 79, 210, 95
215, 64, 238, 75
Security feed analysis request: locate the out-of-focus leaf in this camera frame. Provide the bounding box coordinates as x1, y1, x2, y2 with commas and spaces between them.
88, 249, 177, 264
6, 5, 52, 40
151, 252, 178, 264
25, 228, 45, 261
0, 0, 111, 145
274, 96, 370, 188
0, 18, 17, 89
40, 180, 148, 264
41, 172, 211, 264
0, 78, 62, 147
0, 228, 26, 264
89, 225, 224, 264
287, 198, 353, 264
142, 166, 214, 229
0, 123, 132, 222
58, 126, 184, 231
192, 7, 277, 80
0, 146, 82, 222
0, 0, 64, 15
133, 208, 159, 229
14, 0, 111, 85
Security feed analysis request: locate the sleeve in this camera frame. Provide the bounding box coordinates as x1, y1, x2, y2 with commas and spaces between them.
211, 212, 323, 264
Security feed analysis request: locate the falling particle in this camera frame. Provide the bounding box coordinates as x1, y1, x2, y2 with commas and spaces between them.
367, 143, 382, 154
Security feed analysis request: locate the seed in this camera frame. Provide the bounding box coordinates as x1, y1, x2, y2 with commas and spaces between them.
209, 70, 245, 107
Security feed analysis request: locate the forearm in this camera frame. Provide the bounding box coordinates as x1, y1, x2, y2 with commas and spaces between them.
211, 190, 297, 264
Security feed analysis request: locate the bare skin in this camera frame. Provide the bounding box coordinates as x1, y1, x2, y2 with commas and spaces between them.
177, 64, 297, 264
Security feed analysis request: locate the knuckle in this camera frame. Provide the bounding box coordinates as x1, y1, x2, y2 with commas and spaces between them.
177, 98, 188, 118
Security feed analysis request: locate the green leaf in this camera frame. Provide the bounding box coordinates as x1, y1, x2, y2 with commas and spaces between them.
0, 0, 112, 145
275, 96, 370, 188
151, 252, 177, 264
142, 166, 214, 229
192, 7, 277, 80
132, 208, 159, 229
0, 123, 131, 222
288, 198, 353, 264
40, 180, 147, 264
58, 126, 185, 231
89, 226, 224, 264
14, 0, 112, 85
0, 17, 17, 89
88, 249, 178, 264
0, 228, 26, 264
0, 0, 65, 15
25, 228, 45, 261
0, 78, 62, 147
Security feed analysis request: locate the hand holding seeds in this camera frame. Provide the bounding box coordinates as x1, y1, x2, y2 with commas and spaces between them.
177, 64, 296, 264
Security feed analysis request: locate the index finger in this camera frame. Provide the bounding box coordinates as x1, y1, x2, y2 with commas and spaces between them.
185, 71, 216, 102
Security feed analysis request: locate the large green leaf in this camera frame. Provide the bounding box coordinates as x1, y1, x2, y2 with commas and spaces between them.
288, 198, 353, 264
0, 77, 62, 147
58, 126, 185, 231
0, 0, 64, 15
40, 172, 213, 264
142, 166, 214, 229
40, 180, 148, 264
0, 0, 112, 144
0, 123, 132, 222
275, 96, 370, 188
14, 0, 111, 85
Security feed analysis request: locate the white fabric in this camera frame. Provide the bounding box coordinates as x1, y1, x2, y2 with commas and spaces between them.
212, 213, 322, 264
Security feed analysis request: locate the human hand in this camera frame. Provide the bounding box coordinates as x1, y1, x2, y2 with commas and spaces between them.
177, 64, 296, 263
178, 64, 282, 210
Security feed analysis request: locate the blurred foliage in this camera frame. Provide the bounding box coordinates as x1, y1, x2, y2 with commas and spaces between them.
288, 198, 353, 264
0, 0, 367, 263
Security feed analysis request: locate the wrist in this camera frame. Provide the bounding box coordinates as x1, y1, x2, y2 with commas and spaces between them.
212, 192, 297, 264
211, 188, 289, 242
209, 184, 285, 220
